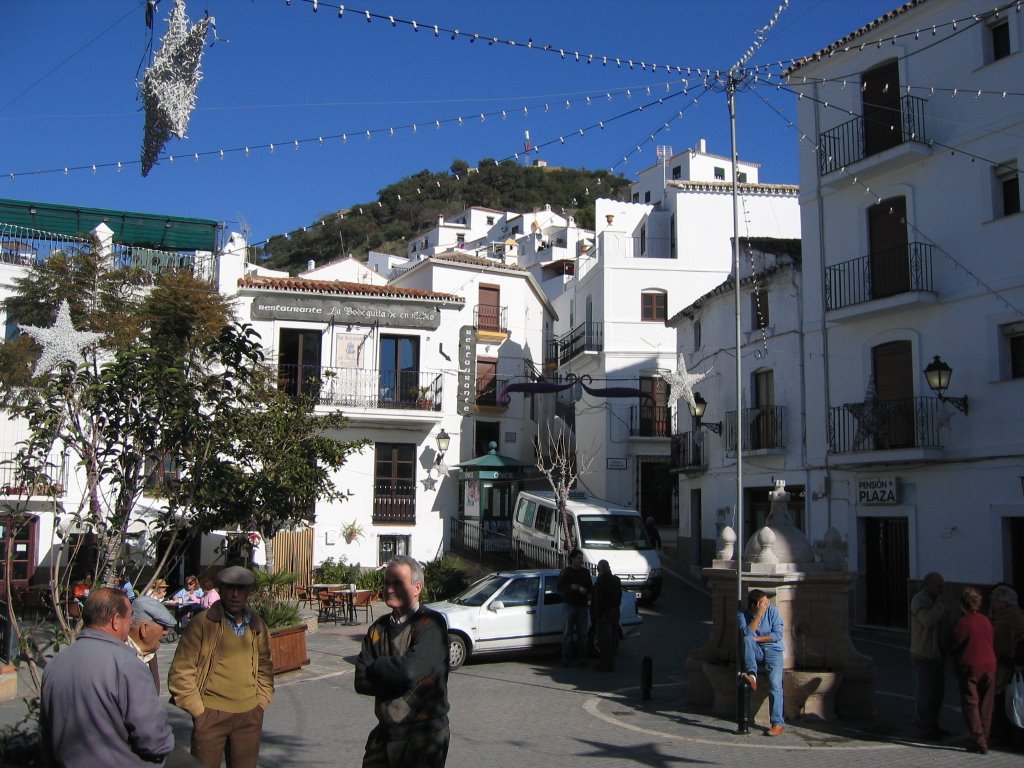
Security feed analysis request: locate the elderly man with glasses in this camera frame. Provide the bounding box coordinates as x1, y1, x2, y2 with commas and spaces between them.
169, 566, 274, 768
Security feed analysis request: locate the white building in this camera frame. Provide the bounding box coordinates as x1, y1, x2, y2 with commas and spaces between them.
787, 0, 1024, 624
666, 239, 804, 575
538, 143, 800, 523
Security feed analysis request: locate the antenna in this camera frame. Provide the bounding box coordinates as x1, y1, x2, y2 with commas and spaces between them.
656, 145, 673, 192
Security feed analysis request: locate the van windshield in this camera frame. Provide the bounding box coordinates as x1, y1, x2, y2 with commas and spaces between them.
578, 514, 653, 550
448, 574, 507, 606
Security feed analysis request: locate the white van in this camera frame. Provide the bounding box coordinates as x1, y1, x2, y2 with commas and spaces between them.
511, 490, 663, 601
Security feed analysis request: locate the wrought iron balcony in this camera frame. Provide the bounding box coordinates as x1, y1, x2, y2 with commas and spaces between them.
670, 432, 707, 471
474, 305, 508, 334
724, 406, 786, 452
544, 338, 559, 367
829, 396, 945, 453
476, 376, 509, 408
556, 321, 603, 365
818, 95, 928, 175
277, 364, 442, 411
630, 405, 671, 437
825, 243, 934, 310
373, 483, 417, 524
0, 452, 68, 497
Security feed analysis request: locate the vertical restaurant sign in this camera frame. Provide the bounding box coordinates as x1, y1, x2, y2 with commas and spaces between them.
458, 325, 477, 415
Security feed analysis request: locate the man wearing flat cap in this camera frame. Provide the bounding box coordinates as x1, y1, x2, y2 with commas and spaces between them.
169, 566, 274, 768
127, 595, 177, 692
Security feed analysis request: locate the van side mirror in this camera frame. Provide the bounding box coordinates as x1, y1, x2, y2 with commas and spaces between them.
488, 601, 505, 612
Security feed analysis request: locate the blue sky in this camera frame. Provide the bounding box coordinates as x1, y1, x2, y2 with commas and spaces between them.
1, 0, 902, 247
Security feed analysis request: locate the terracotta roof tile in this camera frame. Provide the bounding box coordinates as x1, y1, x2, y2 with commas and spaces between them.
238, 274, 464, 303
785, 1, 929, 76
430, 251, 527, 272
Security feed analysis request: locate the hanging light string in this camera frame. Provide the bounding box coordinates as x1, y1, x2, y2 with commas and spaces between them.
733, 0, 790, 74
280, 0, 711, 76
750, 0, 1021, 80
2, 79, 691, 182
749, 83, 1024, 320
602, 83, 712, 174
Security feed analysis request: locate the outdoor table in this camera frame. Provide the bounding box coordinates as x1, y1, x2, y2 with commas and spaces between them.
326, 587, 357, 623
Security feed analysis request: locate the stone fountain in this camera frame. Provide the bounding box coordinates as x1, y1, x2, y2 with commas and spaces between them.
685, 480, 875, 722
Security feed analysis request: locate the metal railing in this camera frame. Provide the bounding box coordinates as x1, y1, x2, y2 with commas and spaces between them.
670, 432, 707, 471
277, 364, 443, 411
828, 396, 945, 452
556, 321, 603, 364
630, 405, 671, 437
724, 406, 786, 452
373, 484, 417, 524
476, 376, 509, 408
449, 518, 516, 565
511, 536, 568, 570
474, 305, 508, 334
544, 338, 559, 367
818, 95, 928, 175
825, 242, 934, 310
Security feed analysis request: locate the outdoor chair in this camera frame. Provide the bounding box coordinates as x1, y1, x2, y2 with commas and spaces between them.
296, 585, 315, 610
351, 589, 374, 623
317, 592, 343, 625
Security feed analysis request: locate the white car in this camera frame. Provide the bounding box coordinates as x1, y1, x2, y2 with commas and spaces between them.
428, 568, 643, 669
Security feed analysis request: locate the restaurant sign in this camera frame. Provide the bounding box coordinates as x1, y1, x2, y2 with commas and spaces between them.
857, 477, 898, 505
457, 325, 477, 414
251, 295, 441, 329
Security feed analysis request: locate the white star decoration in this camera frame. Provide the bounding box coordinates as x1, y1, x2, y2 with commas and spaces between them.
847, 377, 892, 450
663, 354, 709, 413
18, 300, 103, 376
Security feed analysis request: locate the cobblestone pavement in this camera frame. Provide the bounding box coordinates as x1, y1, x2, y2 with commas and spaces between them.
5, 570, 1023, 767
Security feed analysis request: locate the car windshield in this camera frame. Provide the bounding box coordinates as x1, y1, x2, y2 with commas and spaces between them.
448, 574, 508, 606
578, 514, 653, 550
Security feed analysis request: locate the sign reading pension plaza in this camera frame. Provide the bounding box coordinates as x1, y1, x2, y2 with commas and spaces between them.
250, 295, 442, 330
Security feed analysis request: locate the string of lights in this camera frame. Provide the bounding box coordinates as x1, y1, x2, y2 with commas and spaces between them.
2, 78, 692, 182
749, 84, 1024, 320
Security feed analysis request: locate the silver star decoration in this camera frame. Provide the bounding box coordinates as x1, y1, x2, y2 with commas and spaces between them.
421, 474, 437, 491
663, 354, 709, 413
140, 0, 212, 176
847, 377, 893, 450
18, 300, 103, 376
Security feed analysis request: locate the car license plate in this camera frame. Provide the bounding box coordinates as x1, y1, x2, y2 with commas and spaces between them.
633, 591, 643, 600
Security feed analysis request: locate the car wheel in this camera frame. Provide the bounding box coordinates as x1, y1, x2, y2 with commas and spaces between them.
448, 633, 469, 670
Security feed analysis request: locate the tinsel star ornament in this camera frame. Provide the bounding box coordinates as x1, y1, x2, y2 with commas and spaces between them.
847, 377, 892, 450
663, 354, 709, 413
18, 300, 103, 376
140, 0, 212, 176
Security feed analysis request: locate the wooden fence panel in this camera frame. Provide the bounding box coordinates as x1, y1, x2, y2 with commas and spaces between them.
270, 528, 315, 598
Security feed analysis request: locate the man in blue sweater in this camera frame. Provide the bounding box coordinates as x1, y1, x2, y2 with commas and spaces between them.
355, 556, 450, 767
41, 588, 175, 767
738, 588, 786, 736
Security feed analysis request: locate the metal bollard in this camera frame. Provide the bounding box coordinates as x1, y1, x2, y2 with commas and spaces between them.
641, 655, 652, 700
735, 673, 751, 734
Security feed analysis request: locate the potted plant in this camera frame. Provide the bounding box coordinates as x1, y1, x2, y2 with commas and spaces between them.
251, 570, 309, 675
341, 519, 365, 545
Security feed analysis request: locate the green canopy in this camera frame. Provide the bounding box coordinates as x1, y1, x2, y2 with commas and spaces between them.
0, 197, 220, 252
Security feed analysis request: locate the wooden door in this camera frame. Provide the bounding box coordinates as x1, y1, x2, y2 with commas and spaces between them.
869, 197, 910, 299
873, 341, 915, 448
478, 285, 500, 332
862, 60, 902, 156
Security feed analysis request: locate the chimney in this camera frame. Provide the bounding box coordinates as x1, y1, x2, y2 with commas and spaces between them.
697, 138, 707, 154
438, 215, 444, 226
307, 260, 315, 272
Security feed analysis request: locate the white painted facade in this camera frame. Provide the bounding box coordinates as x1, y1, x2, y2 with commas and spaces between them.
788, 0, 1024, 621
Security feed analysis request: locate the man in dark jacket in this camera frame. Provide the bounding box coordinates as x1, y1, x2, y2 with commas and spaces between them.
557, 549, 592, 666
41, 588, 175, 768
592, 560, 622, 671
355, 555, 450, 768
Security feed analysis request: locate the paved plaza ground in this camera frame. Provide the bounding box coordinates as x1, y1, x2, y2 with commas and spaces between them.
3, 569, 1022, 767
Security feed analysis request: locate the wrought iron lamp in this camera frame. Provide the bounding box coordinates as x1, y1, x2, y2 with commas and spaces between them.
435, 429, 451, 464
923, 356, 968, 414
689, 392, 722, 434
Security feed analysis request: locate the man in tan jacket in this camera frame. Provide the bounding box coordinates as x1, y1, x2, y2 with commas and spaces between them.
169, 566, 274, 768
